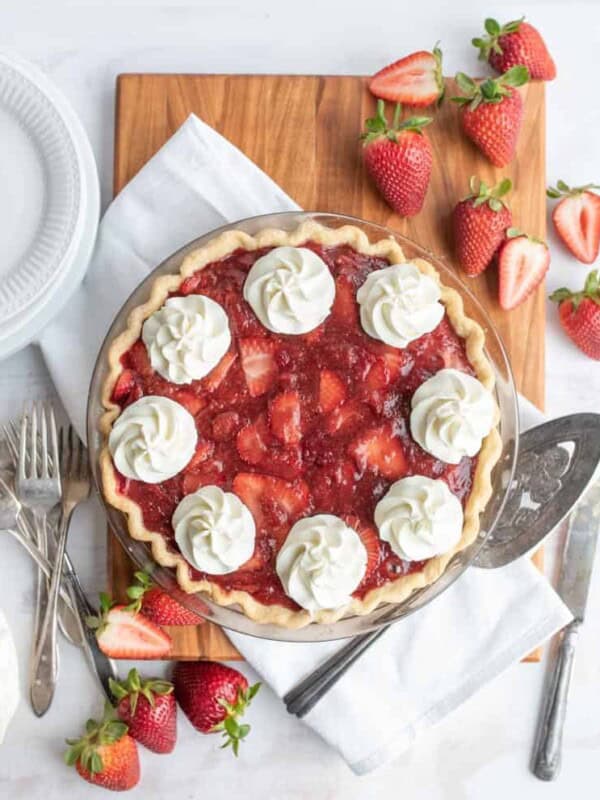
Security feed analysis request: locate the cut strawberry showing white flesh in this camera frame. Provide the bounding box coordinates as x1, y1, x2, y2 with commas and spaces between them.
238, 338, 278, 397
91, 605, 172, 659
498, 230, 550, 310
549, 185, 600, 265
369, 47, 444, 107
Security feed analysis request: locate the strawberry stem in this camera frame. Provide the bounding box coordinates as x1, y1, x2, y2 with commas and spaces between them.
451, 66, 528, 111
547, 180, 600, 199
64, 703, 128, 775
472, 16, 525, 61
466, 175, 512, 211
550, 270, 600, 310
109, 668, 173, 716
212, 682, 261, 757
361, 100, 432, 145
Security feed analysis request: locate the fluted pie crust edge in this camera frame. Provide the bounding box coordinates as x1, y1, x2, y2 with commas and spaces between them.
100, 221, 502, 629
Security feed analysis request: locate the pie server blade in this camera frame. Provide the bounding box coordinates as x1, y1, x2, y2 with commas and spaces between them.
474, 413, 600, 569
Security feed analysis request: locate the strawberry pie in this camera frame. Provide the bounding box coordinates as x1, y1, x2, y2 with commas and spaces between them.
100, 221, 501, 627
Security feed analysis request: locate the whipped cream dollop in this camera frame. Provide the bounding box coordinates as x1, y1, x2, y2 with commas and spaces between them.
142, 295, 230, 384
375, 475, 463, 561
173, 486, 256, 574
243, 246, 335, 334
109, 395, 197, 483
356, 263, 444, 348
275, 514, 367, 612
410, 368, 495, 464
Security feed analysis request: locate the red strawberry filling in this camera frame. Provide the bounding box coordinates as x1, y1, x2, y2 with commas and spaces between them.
112, 242, 477, 610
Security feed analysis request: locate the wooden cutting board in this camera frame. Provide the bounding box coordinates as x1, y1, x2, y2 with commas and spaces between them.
110, 74, 546, 662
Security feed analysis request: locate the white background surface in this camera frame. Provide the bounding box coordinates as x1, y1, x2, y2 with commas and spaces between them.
1, 1, 599, 797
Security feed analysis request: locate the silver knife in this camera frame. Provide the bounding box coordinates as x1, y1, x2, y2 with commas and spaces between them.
532, 477, 600, 780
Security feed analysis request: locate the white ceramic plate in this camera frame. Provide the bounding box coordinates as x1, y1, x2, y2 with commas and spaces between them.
0, 51, 99, 358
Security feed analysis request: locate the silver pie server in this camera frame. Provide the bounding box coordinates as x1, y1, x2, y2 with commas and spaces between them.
284, 413, 600, 718
531, 475, 600, 780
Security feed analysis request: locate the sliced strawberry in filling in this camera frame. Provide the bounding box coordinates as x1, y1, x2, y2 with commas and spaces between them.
349, 426, 407, 480
331, 276, 358, 326
326, 399, 370, 434
126, 340, 153, 376
239, 338, 278, 397
232, 472, 310, 541
342, 514, 381, 578
236, 414, 271, 465
318, 369, 346, 413
203, 350, 237, 392
269, 390, 302, 444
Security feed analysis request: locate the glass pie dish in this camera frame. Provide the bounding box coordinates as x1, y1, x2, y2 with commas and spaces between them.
87, 211, 519, 643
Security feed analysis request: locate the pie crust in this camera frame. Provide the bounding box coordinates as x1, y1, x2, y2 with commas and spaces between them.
100, 221, 502, 628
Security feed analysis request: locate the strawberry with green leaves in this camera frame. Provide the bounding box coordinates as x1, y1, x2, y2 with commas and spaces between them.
173, 661, 260, 756
547, 181, 600, 264
453, 176, 512, 276
65, 704, 140, 791
472, 17, 556, 81
452, 67, 529, 167
498, 228, 550, 310
369, 44, 444, 107
361, 100, 433, 217
109, 668, 177, 754
551, 270, 600, 360
127, 570, 206, 626
87, 592, 172, 659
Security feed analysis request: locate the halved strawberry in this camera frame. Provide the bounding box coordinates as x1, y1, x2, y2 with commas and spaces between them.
318, 370, 346, 413
232, 473, 310, 535
212, 411, 241, 441
269, 391, 302, 444
342, 515, 381, 577
498, 230, 550, 310
369, 46, 444, 107
239, 338, 278, 397
349, 426, 407, 479
184, 439, 215, 471
325, 399, 370, 434
548, 182, 600, 264
88, 597, 172, 659
331, 277, 358, 326
127, 340, 153, 376
204, 350, 238, 392
236, 415, 271, 465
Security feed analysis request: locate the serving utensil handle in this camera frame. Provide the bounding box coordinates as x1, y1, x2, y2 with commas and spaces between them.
532, 620, 579, 781
29, 507, 72, 716
284, 626, 388, 717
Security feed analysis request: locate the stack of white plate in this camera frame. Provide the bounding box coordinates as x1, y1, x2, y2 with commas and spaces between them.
0, 51, 99, 359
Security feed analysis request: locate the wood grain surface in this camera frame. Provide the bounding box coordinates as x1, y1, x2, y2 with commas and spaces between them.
110, 74, 546, 662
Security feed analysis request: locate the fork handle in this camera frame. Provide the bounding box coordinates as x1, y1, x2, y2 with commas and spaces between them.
30, 506, 72, 716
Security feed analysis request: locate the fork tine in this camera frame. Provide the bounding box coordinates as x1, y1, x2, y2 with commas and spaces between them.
40, 405, 49, 479
69, 425, 76, 479
30, 404, 38, 479
49, 408, 59, 483
78, 436, 88, 479
19, 413, 27, 481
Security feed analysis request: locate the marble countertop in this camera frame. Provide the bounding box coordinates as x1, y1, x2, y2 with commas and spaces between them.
1, 1, 600, 797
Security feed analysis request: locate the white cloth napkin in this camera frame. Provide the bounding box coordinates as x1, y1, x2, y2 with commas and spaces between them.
40, 114, 572, 774
0, 608, 19, 744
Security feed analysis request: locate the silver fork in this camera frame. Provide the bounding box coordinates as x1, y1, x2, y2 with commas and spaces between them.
15, 405, 62, 699
3, 422, 83, 646
30, 426, 91, 715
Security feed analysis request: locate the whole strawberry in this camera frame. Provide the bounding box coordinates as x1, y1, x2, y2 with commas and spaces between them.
173, 661, 260, 755
551, 270, 600, 360
361, 100, 433, 216
127, 570, 206, 626
473, 17, 556, 81
109, 668, 177, 754
453, 176, 512, 275
65, 704, 140, 791
452, 67, 529, 167
547, 181, 600, 264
